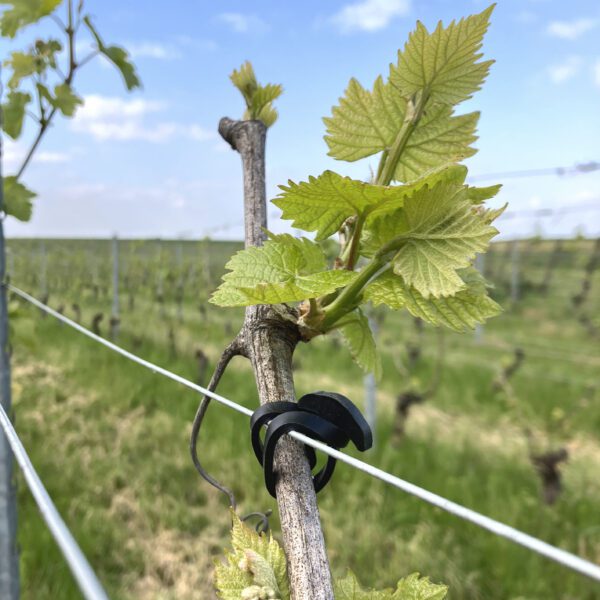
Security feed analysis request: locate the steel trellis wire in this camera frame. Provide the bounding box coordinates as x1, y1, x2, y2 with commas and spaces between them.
0, 403, 109, 600
9, 284, 600, 584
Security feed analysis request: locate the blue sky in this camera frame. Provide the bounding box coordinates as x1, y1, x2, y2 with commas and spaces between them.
3, 0, 600, 240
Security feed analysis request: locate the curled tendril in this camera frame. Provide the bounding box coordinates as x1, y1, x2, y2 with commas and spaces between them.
241, 510, 273, 534
190, 339, 241, 508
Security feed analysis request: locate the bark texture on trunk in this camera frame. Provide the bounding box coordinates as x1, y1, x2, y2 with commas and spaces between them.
219, 117, 334, 599
218, 118, 267, 249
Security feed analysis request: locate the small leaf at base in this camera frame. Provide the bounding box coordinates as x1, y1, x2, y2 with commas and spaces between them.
336, 309, 382, 379
3, 176, 37, 222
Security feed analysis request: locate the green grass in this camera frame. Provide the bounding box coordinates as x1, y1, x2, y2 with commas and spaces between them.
6, 237, 600, 599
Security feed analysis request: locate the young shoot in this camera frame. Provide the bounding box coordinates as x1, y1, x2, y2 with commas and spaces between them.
212, 5, 503, 380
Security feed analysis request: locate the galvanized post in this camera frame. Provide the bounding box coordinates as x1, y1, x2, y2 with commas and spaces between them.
6, 249, 13, 281
364, 315, 378, 445
0, 102, 20, 600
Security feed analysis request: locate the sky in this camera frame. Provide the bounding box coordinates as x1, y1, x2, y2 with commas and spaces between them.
2, 0, 600, 241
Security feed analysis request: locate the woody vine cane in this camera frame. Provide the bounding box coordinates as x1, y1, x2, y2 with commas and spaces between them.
191, 116, 336, 599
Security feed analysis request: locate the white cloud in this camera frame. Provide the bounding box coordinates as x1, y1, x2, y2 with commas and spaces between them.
36, 151, 70, 163
76, 96, 165, 120
574, 189, 597, 201
216, 13, 269, 34
70, 95, 215, 143
3, 142, 25, 170
330, 0, 411, 33
3, 142, 70, 169
4, 177, 245, 238
79, 38, 185, 62
83, 121, 178, 142
547, 18, 597, 40
71, 95, 165, 141
547, 56, 582, 84
126, 42, 182, 60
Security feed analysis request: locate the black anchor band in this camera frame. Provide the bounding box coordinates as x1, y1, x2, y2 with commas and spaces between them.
251, 401, 332, 493
297, 391, 373, 451
250, 391, 372, 498
250, 401, 318, 469
262, 411, 344, 497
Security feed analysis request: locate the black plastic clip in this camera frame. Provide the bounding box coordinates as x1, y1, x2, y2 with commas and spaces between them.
250, 391, 372, 498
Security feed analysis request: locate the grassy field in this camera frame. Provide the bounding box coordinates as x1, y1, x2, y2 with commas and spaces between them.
5, 237, 600, 599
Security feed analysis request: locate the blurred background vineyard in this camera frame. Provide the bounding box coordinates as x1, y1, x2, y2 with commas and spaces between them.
3, 0, 600, 597
6, 234, 600, 599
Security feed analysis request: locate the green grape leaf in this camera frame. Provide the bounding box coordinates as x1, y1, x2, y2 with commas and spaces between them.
35, 82, 53, 104
323, 76, 479, 182
231, 61, 258, 106
251, 83, 283, 127
214, 511, 290, 600
458, 264, 491, 295
336, 309, 381, 379
481, 204, 506, 225
323, 6, 494, 181
3, 176, 37, 222
324, 76, 403, 163
2, 91, 31, 139
241, 550, 280, 593
367, 164, 470, 221
364, 268, 501, 332
275, 171, 411, 240
390, 5, 495, 106
83, 16, 141, 90
101, 45, 140, 90
391, 572, 448, 599
275, 165, 467, 241
231, 62, 282, 127
251, 83, 283, 113
50, 83, 83, 116
213, 565, 252, 600
0, 0, 62, 38
37, 82, 82, 116
4, 41, 63, 89
335, 570, 390, 599
255, 103, 278, 128
335, 570, 447, 599
210, 234, 356, 307
5, 51, 38, 88
466, 183, 502, 204
392, 105, 478, 183
34, 38, 62, 68
364, 181, 500, 297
